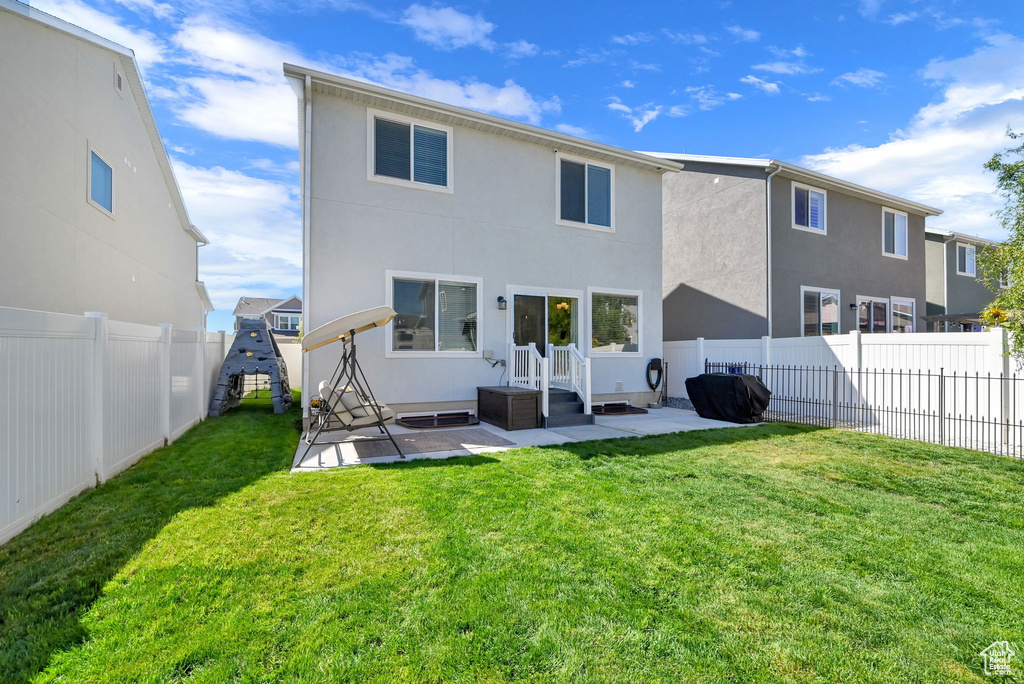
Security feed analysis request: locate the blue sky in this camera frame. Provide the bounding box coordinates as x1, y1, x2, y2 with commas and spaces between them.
28, 0, 1024, 332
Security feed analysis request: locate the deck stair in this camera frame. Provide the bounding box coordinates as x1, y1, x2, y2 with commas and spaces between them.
545, 389, 594, 428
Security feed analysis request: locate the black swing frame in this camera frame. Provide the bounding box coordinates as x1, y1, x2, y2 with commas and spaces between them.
301, 331, 404, 462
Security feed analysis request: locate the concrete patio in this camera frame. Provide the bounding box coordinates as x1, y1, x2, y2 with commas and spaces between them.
292, 407, 751, 471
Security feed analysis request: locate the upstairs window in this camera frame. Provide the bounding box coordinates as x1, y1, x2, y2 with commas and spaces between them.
883, 209, 908, 258
89, 150, 113, 215
371, 111, 451, 190
956, 243, 976, 277
793, 183, 826, 233
558, 155, 613, 229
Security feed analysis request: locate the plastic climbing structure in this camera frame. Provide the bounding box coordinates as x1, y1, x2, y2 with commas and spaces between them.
209, 318, 293, 416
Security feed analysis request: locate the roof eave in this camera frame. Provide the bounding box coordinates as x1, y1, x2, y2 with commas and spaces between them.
283, 63, 683, 174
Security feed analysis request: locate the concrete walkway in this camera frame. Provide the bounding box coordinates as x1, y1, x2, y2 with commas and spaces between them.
292, 407, 751, 471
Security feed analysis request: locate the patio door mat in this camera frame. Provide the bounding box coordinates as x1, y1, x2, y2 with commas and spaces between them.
593, 404, 649, 415
396, 413, 480, 429
353, 427, 514, 459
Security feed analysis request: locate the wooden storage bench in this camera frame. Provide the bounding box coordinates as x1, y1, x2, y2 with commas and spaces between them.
477, 386, 542, 431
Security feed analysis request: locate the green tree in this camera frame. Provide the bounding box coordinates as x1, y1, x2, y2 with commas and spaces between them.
978, 129, 1024, 354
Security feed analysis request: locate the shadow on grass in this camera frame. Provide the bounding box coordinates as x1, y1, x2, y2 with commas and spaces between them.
0, 392, 301, 684
369, 454, 502, 470
545, 422, 827, 460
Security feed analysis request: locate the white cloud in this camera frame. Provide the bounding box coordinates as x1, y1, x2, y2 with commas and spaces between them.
858, 0, 883, 18
663, 30, 708, 45
621, 80, 635, 88
504, 40, 539, 59
801, 34, 1024, 239
740, 74, 780, 95
555, 123, 588, 137
173, 160, 302, 312
113, 0, 176, 19
726, 25, 760, 42
611, 32, 655, 45
606, 97, 662, 132
806, 93, 831, 102
886, 12, 917, 25
832, 68, 886, 88
31, 0, 166, 67
400, 4, 495, 51
685, 85, 742, 110
753, 61, 821, 75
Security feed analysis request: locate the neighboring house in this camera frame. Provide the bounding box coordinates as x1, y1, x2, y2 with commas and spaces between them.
643, 154, 943, 340
284, 64, 678, 423
923, 228, 1002, 331
232, 295, 303, 337
0, 0, 212, 329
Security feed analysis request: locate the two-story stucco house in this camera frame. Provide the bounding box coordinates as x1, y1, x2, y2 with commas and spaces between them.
0, 0, 211, 329
644, 154, 943, 340
284, 65, 677, 425
923, 228, 1003, 331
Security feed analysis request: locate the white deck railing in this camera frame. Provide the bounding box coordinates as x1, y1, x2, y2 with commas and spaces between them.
549, 343, 591, 415
510, 342, 549, 418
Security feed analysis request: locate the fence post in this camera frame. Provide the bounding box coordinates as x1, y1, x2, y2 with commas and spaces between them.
938, 368, 945, 446
831, 366, 839, 427
1000, 328, 1010, 445
85, 312, 108, 484
195, 327, 206, 421
159, 324, 172, 445
761, 335, 771, 368
697, 337, 705, 373
850, 329, 862, 370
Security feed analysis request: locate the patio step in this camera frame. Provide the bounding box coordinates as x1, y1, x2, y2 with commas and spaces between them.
545, 389, 594, 428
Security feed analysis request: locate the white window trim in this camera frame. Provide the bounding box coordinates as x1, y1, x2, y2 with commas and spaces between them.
275, 313, 300, 330
385, 269, 482, 358
366, 108, 454, 194
856, 295, 891, 334
890, 296, 916, 333
555, 152, 616, 233
799, 285, 841, 337
791, 182, 827, 235
87, 145, 115, 218
506, 285, 586, 352
881, 207, 909, 260
955, 242, 977, 277
587, 286, 642, 357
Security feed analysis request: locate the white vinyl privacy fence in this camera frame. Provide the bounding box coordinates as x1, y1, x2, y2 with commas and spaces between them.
0, 306, 238, 545
664, 329, 1009, 398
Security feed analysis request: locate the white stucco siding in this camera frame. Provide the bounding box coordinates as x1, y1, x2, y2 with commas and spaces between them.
305, 89, 664, 409
0, 9, 203, 329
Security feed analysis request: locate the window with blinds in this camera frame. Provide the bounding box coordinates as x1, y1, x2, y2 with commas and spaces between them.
802, 287, 840, 336
883, 209, 908, 258
391, 275, 478, 353
591, 291, 640, 353
559, 157, 613, 228
793, 184, 826, 233
956, 243, 976, 277
372, 114, 450, 189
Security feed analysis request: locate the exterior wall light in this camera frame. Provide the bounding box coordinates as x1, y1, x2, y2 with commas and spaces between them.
497, 296, 507, 310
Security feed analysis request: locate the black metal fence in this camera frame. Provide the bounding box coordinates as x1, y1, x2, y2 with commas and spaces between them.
705, 361, 1024, 458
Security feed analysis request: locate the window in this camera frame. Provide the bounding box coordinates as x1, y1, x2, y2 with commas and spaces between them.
793, 183, 826, 233
276, 314, 300, 331
883, 208, 908, 258
388, 271, 480, 356
369, 110, 451, 190
589, 289, 640, 354
1001, 270, 1012, 289
857, 296, 889, 334
956, 243, 976, 277
890, 297, 915, 333
801, 287, 840, 336
88, 150, 113, 214
558, 155, 613, 229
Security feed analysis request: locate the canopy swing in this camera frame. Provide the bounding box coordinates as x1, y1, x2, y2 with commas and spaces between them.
301, 306, 403, 460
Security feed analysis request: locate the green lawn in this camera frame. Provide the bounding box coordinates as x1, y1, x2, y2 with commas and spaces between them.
2, 393, 1022, 683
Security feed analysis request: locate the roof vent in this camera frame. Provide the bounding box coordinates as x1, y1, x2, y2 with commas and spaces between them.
113, 64, 124, 96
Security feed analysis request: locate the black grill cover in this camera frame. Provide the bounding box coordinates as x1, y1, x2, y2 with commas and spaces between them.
684, 373, 771, 424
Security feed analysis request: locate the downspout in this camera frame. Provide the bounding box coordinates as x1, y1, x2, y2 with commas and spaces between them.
301, 74, 313, 416
942, 233, 954, 332
765, 163, 781, 338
